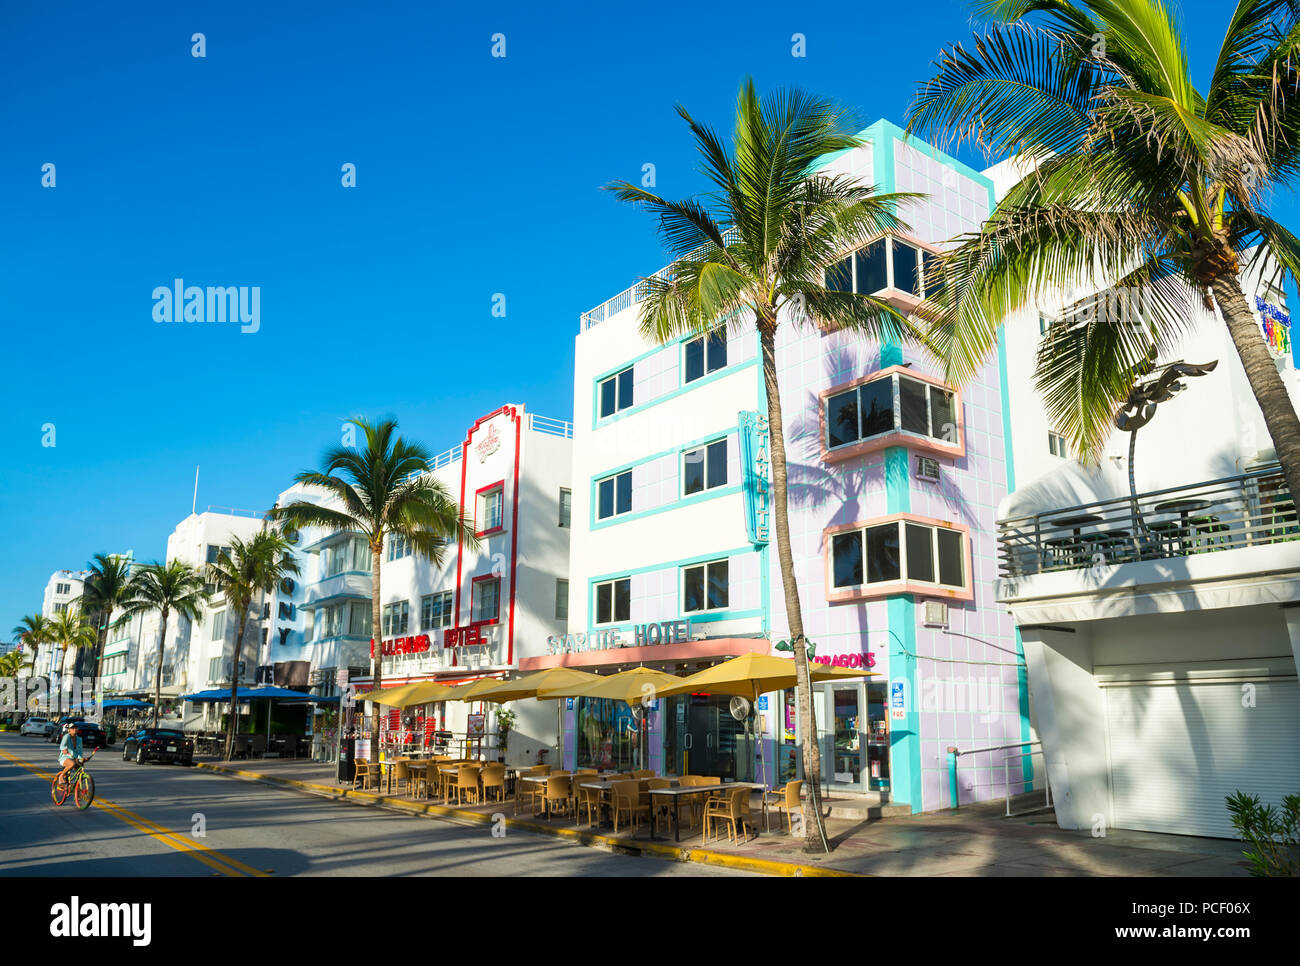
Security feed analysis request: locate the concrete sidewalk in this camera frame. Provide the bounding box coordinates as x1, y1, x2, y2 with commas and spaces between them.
193, 756, 1250, 877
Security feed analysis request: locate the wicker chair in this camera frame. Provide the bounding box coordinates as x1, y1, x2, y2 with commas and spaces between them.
391, 759, 412, 796
514, 767, 546, 815
704, 786, 752, 843
481, 763, 507, 803
541, 774, 572, 819
352, 759, 373, 791
611, 780, 648, 834
764, 780, 803, 830
453, 765, 482, 806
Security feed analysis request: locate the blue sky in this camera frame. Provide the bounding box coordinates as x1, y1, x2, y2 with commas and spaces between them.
0, 0, 1292, 627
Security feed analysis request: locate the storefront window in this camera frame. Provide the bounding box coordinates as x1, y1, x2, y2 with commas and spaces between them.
575, 697, 640, 772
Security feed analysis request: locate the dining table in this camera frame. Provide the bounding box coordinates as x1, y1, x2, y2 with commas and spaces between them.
646, 781, 769, 842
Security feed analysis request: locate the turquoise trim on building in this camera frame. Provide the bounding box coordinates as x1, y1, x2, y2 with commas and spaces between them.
591, 359, 758, 431
588, 426, 741, 531
585, 545, 764, 631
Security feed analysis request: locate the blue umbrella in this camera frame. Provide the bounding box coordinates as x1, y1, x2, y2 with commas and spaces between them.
182, 686, 321, 703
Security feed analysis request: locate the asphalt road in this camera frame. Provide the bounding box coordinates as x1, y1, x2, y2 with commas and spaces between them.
0, 732, 750, 877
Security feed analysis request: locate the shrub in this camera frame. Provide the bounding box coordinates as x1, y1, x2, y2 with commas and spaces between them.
1225, 791, 1300, 876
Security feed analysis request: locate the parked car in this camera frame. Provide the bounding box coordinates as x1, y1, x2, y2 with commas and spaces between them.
122, 728, 194, 766
76, 722, 108, 749
19, 716, 53, 737
48, 716, 86, 743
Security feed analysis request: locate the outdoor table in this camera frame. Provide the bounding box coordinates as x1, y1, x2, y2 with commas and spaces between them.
1042, 513, 1102, 568
405, 761, 429, 796
1153, 499, 1215, 552
648, 782, 769, 842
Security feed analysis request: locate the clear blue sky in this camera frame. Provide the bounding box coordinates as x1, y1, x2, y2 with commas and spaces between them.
1, 0, 1291, 627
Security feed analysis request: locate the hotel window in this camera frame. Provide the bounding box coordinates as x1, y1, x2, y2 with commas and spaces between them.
683, 439, 728, 496
382, 601, 410, 637
386, 534, 411, 561
1039, 313, 1053, 336
349, 603, 371, 638
205, 544, 231, 565
421, 591, 454, 630
324, 536, 368, 577
55, 582, 70, 595
824, 237, 942, 298
683, 559, 729, 613
559, 488, 572, 528
831, 520, 965, 591
1048, 431, 1068, 458
472, 577, 501, 623
594, 578, 630, 625
825, 372, 956, 450
597, 470, 633, 520
53, 602, 68, 614
555, 579, 569, 621
598, 366, 634, 417
210, 609, 226, 641
684, 331, 727, 383
478, 485, 504, 533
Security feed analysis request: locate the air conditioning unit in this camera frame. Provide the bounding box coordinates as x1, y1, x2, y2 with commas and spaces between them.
922, 600, 949, 628
915, 456, 941, 482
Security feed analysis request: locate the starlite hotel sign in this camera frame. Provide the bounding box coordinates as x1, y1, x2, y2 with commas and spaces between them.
739, 411, 771, 545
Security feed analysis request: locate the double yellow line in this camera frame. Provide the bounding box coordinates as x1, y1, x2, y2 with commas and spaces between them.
0, 747, 269, 877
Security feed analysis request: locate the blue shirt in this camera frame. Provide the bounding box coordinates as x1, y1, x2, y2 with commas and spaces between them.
59, 733, 84, 761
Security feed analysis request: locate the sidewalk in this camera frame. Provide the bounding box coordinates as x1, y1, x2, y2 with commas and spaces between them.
193, 757, 1251, 877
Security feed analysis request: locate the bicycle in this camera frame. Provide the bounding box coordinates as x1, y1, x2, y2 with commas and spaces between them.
51, 752, 96, 810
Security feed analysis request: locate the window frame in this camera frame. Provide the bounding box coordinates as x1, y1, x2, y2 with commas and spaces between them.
595, 469, 633, 521
471, 574, 501, 625
475, 481, 506, 536
558, 487, 572, 528
681, 438, 729, 497
823, 513, 972, 603
421, 591, 454, 631
819, 366, 964, 463
821, 233, 945, 307
555, 579, 569, 621
597, 366, 634, 418
682, 558, 730, 614
386, 534, 411, 562
593, 577, 631, 625
381, 600, 411, 637
683, 330, 728, 384
1048, 431, 1068, 458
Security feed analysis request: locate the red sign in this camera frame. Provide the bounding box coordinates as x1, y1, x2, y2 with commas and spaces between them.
812, 651, 876, 670
370, 634, 432, 659
444, 623, 490, 648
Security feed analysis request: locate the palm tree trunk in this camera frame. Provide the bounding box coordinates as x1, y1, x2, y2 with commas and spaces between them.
1211, 274, 1300, 505
759, 323, 829, 853
225, 612, 250, 761
153, 608, 169, 730
369, 546, 384, 763
93, 610, 111, 703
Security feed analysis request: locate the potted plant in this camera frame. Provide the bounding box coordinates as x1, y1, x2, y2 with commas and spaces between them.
495, 708, 516, 763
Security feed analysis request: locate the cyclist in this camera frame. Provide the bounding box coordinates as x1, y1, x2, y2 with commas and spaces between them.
56, 721, 86, 788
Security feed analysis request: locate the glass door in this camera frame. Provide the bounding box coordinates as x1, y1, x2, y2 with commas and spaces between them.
815, 683, 867, 790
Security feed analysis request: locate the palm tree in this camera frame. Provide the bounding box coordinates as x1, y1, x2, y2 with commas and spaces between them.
0, 650, 26, 678
270, 417, 478, 768
121, 561, 211, 729
604, 80, 919, 852
78, 553, 135, 690
207, 531, 301, 760
907, 0, 1300, 503
12, 614, 51, 680
46, 610, 98, 678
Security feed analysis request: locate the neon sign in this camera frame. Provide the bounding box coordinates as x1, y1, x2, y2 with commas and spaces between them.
812, 652, 877, 670
370, 634, 431, 659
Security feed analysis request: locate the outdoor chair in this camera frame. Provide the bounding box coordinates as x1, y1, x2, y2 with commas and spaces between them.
645, 778, 672, 835
704, 786, 752, 844
352, 759, 374, 791
542, 775, 572, 819
577, 779, 605, 828
611, 780, 648, 834
392, 759, 412, 796
514, 767, 545, 815
632, 770, 655, 780
481, 764, 507, 803
764, 780, 803, 831
250, 734, 267, 758
453, 765, 482, 806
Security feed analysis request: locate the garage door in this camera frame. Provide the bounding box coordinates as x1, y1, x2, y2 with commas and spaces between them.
1105, 679, 1300, 838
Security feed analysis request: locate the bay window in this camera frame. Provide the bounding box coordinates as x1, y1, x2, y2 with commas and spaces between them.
823, 369, 960, 456
823, 236, 942, 299
827, 515, 969, 601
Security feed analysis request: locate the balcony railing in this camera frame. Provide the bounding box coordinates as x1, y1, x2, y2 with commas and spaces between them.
997, 465, 1298, 578
527, 413, 573, 439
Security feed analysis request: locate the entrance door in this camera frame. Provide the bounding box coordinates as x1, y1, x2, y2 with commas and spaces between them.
827, 683, 866, 790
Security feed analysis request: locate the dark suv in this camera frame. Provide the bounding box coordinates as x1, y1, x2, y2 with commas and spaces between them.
48, 716, 86, 743
122, 728, 194, 766
76, 722, 108, 749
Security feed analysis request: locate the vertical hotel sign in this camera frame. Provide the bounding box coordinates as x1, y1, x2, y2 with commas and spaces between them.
738, 411, 770, 545
1255, 296, 1292, 358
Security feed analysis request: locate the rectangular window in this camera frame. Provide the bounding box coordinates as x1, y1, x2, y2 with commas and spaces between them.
558, 488, 572, 528
683, 439, 727, 495
826, 373, 957, 451
855, 239, 888, 293
684, 331, 728, 383
596, 470, 633, 520
210, 609, 226, 642
598, 367, 634, 417
349, 603, 371, 638
205, 545, 231, 565
683, 559, 729, 613
472, 578, 500, 623
421, 591, 454, 630
478, 486, 504, 533
830, 518, 966, 593
893, 241, 920, 295
382, 601, 410, 637
1048, 432, 1068, 458
825, 255, 853, 292
594, 578, 631, 624
386, 535, 410, 561
555, 579, 569, 621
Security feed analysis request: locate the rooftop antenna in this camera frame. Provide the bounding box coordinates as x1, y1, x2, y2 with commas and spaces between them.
192, 465, 200, 515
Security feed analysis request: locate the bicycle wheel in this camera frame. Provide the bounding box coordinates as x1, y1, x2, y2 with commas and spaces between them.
51, 775, 70, 806
75, 772, 95, 810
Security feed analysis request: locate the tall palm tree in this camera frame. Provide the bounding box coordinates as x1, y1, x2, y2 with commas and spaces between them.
907, 0, 1300, 503
12, 614, 51, 680
270, 417, 478, 768
46, 610, 98, 677
207, 531, 301, 760
605, 80, 918, 852
121, 561, 211, 729
78, 553, 135, 690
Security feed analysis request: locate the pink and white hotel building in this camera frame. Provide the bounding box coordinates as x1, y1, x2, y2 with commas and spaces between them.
558, 121, 1032, 813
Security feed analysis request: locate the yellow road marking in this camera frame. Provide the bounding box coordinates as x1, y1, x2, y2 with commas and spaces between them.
0, 748, 268, 877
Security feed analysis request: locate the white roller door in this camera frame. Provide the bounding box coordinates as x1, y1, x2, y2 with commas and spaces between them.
1104, 679, 1300, 838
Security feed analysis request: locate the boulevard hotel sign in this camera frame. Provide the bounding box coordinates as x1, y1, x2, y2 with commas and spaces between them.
371, 623, 494, 659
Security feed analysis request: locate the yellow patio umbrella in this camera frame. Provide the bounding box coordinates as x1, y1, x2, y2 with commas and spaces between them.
352, 681, 429, 707
469, 667, 602, 703
537, 666, 682, 704
652, 652, 875, 702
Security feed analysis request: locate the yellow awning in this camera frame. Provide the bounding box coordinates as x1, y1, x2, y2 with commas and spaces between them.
468, 668, 603, 703
652, 653, 875, 702
537, 666, 683, 705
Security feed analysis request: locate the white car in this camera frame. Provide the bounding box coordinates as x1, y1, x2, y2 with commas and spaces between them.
19, 716, 53, 737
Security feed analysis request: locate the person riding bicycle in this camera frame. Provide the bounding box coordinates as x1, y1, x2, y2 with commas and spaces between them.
57, 721, 87, 787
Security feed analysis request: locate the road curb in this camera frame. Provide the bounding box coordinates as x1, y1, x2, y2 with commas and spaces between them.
194, 761, 862, 877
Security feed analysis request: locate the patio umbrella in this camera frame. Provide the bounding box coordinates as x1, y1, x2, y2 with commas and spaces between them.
469, 668, 601, 703
352, 681, 427, 706
538, 667, 684, 772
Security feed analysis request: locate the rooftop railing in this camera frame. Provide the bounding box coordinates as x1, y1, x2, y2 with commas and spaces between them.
527, 413, 574, 439
997, 465, 1298, 578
